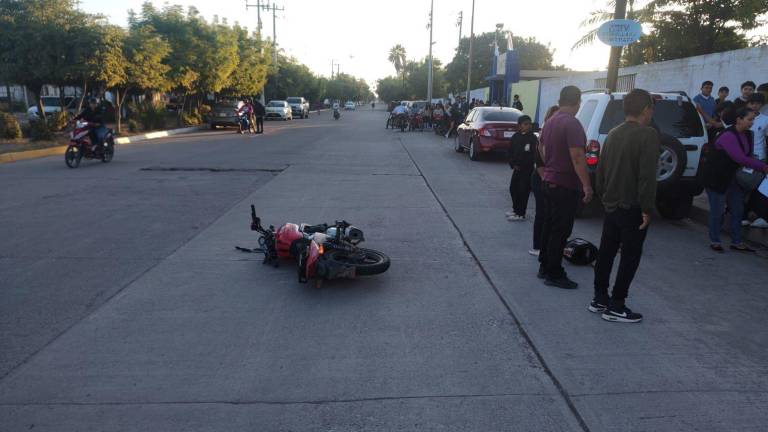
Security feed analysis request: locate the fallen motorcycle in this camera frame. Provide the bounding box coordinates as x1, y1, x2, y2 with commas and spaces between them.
237, 205, 390, 287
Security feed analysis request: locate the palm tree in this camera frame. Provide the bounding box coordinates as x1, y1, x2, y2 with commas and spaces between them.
388, 44, 407, 86
571, 0, 658, 50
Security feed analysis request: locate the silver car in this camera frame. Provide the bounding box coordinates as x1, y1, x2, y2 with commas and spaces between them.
265, 100, 292, 120
209, 101, 240, 129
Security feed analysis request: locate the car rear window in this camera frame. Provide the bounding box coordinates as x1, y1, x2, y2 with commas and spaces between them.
268, 101, 285, 107
599, 99, 704, 138
286, 98, 301, 103
576, 100, 598, 130
482, 110, 521, 122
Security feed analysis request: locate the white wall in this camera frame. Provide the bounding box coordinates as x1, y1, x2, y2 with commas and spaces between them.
537, 46, 768, 121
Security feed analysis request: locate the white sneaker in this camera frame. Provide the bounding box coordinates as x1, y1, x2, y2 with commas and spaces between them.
507, 214, 525, 221
751, 218, 768, 228
742, 219, 752, 227
528, 249, 540, 256
505, 211, 516, 217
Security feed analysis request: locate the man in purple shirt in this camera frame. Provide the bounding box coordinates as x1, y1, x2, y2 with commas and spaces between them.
538, 86, 593, 289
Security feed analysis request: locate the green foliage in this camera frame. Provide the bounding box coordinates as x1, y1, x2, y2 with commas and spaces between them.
574, 0, 768, 66
130, 100, 167, 131
0, 111, 22, 139
444, 30, 561, 94
128, 119, 139, 132
28, 120, 53, 141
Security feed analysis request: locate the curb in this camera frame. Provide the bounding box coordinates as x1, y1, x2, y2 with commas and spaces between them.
690, 197, 768, 248
0, 125, 206, 164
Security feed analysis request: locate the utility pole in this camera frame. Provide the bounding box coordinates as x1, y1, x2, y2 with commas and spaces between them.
331, 59, 336, 79
427, 0, 434, 104
466, 0, 475, 101
606, 0, 627, 92
246, 0, 272, 104
457, 11, 463, 49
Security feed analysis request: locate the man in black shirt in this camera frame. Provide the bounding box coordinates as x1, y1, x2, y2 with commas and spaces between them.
512, 94, 524, 111
74, 97, 106, 150
253, 98, 266, 134
506, 115, 538, 220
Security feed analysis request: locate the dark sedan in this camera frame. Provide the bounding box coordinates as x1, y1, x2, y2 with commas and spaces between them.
454, 107, 524, 161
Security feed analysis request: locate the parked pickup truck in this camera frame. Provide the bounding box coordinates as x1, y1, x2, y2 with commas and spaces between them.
286, 97, 310, 119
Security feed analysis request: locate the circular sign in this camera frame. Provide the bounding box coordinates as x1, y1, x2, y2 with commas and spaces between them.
597, 19, 643, 47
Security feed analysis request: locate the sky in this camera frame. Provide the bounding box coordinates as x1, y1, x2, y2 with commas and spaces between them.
79, 0, 766, 90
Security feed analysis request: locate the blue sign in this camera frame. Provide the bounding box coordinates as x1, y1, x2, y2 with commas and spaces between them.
597, 19, 643, 47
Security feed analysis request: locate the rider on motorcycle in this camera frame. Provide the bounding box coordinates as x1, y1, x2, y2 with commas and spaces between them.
73, 97, 106, 151
235, 98, 253, 134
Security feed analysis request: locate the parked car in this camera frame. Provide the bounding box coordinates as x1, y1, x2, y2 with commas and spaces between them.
209, 100, 240, 129
265, 100, 292, 120
454, 107, 525, 161
576, 90, 707, 219
27, 96, 78, 120
344, 101, 356, 111
287, 97, 310, 119
410, 100, 428, 113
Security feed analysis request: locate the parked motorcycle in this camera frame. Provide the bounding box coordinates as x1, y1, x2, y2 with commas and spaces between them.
409, 113, 425, 132
392, 113, 408, 132
238, 205, 390, 287
64, 121, 115, 168
236, 110, 251, 134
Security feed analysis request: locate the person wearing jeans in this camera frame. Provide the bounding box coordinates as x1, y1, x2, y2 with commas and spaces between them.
591, 89, 659, 323
538, 86, 593, 289
705, 106, 768, 252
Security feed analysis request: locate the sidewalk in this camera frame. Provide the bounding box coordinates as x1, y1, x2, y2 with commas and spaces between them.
690, 193, 768, 247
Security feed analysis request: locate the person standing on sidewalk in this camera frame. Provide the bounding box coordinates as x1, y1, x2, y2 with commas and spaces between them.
590, 89, 659, 323
506, 115, 538, 221
538, 86, 593, 289
529, 105, 561, 256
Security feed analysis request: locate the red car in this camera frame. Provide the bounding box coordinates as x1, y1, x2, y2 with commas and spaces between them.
454, 107, 524, 161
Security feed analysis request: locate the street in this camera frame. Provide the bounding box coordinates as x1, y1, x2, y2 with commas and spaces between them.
2, 108, 768, 431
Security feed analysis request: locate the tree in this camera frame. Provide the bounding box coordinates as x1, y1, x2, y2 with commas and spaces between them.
573, 0, 768, 66
376, 77, 407, 103
403, 58, 446, 100
444, 30, 561, 94
222, 26, 270, 97
388, 44, 407, 85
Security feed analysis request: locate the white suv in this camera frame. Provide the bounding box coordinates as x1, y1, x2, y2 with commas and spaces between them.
575, 91, 707, 219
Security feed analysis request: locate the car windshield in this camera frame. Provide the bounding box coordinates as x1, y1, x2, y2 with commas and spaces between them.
599, 99, 704, 138
268, 101, 285, 107
286, 98, 301, 103
482, 110, 521, 122
214, 103, 236, 111
41, 97, 61, 106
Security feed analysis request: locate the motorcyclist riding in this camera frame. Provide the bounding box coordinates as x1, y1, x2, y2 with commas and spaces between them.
73, 97, 107, 151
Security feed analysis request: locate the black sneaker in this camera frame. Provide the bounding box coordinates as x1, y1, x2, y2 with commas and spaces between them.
537, 268, 547, 279
544, 276, 578, 289
602, 306, 643, 323
587, 300, 607, 313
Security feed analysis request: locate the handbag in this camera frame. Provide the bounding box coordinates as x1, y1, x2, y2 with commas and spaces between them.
697, 130, 743, 193
735, 167, 765, 192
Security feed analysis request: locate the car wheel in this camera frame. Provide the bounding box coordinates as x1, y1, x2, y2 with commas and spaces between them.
657, 135, 687, 191
469, 139, 481, 161
454, 136, 464, 153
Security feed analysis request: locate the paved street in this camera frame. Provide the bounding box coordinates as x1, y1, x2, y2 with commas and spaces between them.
2, 108, 767, 431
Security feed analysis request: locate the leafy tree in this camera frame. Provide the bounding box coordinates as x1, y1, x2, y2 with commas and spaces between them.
444, 30, 561, 94
403, 58, 446, 100
573, 0, 768, 66
376, 76, 408, 103
222, 26, 270, 97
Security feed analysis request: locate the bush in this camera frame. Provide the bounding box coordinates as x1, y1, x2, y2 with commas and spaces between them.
49, 111, 70, 131
199, 104, 212, 117
28, 120, 53, 141
181, 107, 205, 126
129, 100, 167, 131
0, 112, 22, 139
128, 119, 139, 133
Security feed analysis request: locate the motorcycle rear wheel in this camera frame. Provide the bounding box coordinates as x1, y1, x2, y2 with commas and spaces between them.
65, 145, 82, 168
325, 248, 390, 276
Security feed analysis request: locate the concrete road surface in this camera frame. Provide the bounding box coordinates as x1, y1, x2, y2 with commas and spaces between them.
1, 108, 767, 431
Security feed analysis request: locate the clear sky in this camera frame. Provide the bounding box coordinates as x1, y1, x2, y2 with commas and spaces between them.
80, 0, 766, 90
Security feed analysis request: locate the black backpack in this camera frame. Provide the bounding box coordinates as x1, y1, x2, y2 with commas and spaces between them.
563, 238, 598, 266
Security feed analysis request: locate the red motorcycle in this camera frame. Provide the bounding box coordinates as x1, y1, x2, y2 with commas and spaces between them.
65, 121, 115, 168
409, 113, 425, 132
238, 205, 390, 287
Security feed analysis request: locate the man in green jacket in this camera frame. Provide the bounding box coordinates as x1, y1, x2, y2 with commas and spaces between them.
590, 89, 659, 323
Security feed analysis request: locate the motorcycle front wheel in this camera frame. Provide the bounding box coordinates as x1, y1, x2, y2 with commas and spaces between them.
65, 145, 82, 168
324, 248, 390, 276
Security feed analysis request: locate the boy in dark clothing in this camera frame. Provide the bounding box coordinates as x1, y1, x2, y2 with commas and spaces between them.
506, 115, 538, 220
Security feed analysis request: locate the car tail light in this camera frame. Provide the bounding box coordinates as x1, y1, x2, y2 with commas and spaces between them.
480, 128, 492, 137
586, 140, 600, 166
